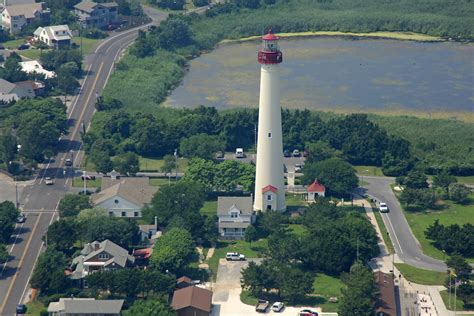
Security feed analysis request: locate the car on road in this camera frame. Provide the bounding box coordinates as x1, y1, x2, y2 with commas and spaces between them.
44, 177, 54, 185
16, 214, 26, 223
294, 164, 303, 172
299, 309, 318, 316
379, 202, 389, 213
271, 302, 284, 312
65, 158, 73, 166
235, 148, 245, 158
81, 175, 96, 180
225, 252, 245, 261
16, 304, 27, 315
292, 149, 301, 157
283, 150, 291, 157
255, 299, 269, 313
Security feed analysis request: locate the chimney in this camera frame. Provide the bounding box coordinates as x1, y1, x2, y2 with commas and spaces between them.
94, 243, 100, 251
154, 216, 158, 231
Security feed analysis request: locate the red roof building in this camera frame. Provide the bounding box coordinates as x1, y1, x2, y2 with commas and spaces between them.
307, 179, 325, 201
262, 185, 278, 194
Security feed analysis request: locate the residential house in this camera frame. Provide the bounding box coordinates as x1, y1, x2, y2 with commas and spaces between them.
0, 78, 34, 103
91, 177, 158, 218
34, 25, 72, 49
0, 2, 49, 34
47, 298, 124, 316
176, 276, 193, 289
74, 0, 118, 29
19, 60, 56, 78
15, 80, 46, 96
69, 239, 134, 284
217, 196, 255, 240
375, 271, 397, 316
307, 179, 326, 202
171, 285, 213, 316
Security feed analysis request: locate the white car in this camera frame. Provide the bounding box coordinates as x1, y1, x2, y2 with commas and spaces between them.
294, 164, 302, 172
225, 252, 245, 261
44, 177, 54, 185
272, 302, 284, 312
379, 202, 389, 213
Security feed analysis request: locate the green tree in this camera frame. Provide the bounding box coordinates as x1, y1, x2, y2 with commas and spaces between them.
446, 254, 472, 281
113, 152, 140, 175
161, 154, 177, 175
0, 244, 8, 263
0, 52, 27, 82
150, 228, 196, 273
404, 169, 429, 189
433, 170, 457, 195
305, 141, 343, 163
81, 217, 140, 249
400, 188, 436, 209
448, 183, 470, 204
91, 149, 113, 174
339, 262, 376, 316
457, 283, 474, 306
180, 133, 224, 160
123, 300, 176, 316
279, 265, 313, 305
302, 158, 358, 196
58, 194, 92, 217
0, 201, 19, 244
30, 247, 69, 294
46, 219, 78, 251
182, 158, 216, 193
244, 225, 258, 247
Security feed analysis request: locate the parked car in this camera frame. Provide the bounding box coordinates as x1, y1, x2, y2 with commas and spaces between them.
16, 214, 26, 223
255, 299, 269, 313
65, 158, 73, 166
299, 309, 318, 316
78, 190, 92, 195
81, 175, 96, 180
379, 202, 389, 213
16, 304, 27, 315
235, 148, 245, 158
292, 149, 301, 157
283, 150, 291, 157
44, 177, 54, 185
0, 44, 5, 50
272, 302, 284, 312
215, 151, 224, 159
294, 164, 303, 172
225, 252, 245, 261
17, 44, 29, 50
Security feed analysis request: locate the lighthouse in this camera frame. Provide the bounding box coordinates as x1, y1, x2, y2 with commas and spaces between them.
254, 30, 286, 212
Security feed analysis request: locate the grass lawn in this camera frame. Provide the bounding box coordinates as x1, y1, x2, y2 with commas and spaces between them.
26, 300, 46, 316
440, 289, 474, 311
288, 224, 307, 236
456, 175, 474, 185
402, 194, 474, 263
72, 37, 101, 55
395, 263, 446, 285
18, 48, 48, 60
354, 165, 385, 177
149, 177, 173, 186
139, 156, 189, 173
72, 177, 101, 188
206, 239, 267, 281
200, 200, 217, 217
2, 38, 27, 49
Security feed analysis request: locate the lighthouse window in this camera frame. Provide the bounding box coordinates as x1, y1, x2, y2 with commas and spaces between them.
268, 132, 272, 138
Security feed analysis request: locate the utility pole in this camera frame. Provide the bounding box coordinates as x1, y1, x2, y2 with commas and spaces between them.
15, 183, 19, 209
448, 270, 452, 308
174, 149, 178, 181
454, 277, 457, 315
83, 170, 87, 195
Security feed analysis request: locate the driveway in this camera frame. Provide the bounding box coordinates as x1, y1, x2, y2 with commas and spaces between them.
211, 259, 331, 316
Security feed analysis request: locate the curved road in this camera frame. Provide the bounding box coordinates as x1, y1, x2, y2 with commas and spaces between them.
357, 176, 446, 272
0, 8, 168, 315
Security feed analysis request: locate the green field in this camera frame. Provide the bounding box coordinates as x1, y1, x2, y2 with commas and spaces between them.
149, 177, 172, 186
26, 300, 46, 316
72, 37, 101, 55
1, 38, 27, 49
200, 200, 217, 217
139, 156, 188, 173
354, 165, 385, 177
72, 177, 101, 188
395, 263, 446, 285
456, 176, 474, 185
403, 194, 474, 263
440, 289, 474, 311
18, 48, 48, 60
288, 224, 307, 237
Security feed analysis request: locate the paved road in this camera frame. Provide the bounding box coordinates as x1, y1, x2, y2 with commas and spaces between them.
0, 8, 168, 315
357, 176, 446, 272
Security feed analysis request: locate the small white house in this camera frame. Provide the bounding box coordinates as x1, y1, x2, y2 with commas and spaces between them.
0, 2, 49, 34
307, 179, 326, 202
34, 25, 72, 49
261, 185, 278, 211
91, 177, 158, 218
217, 196, 255, 240
19, 60, 56, 79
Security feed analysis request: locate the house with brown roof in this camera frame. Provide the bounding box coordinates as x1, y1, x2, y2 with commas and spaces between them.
375, 271, 397, 316
0, 2, 49, 34
91, 177, 158, 218
171, 285, 213, 316
74, 0, 117, 29
307, 179, 326, 201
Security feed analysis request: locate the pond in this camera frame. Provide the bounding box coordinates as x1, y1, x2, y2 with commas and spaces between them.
165, 37, 473, 113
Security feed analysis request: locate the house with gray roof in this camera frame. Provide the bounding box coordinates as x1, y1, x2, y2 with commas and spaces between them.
91, 177, 158, 218
0, 78, 37, 103
217, 196, 255, 240
47, 298, 124, 316
74, 0, 117, 29
0, 2, 49, 34
69, 239, 134, 283
34, 25, 72, 49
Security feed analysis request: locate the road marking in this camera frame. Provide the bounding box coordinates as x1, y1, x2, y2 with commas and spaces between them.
0, 213, 42, 314
19, 212, 56, 305
68, 64, 93, 120
382, 212, 404, 255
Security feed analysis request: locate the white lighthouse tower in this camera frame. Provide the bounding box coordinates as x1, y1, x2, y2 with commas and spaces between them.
254, 30, 286, 212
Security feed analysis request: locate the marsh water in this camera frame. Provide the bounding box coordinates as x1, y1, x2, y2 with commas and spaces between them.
165, 37, 473, 112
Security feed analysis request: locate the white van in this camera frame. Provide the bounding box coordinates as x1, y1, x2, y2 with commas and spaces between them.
235, 148, 244, 158
226, 252, 245, 261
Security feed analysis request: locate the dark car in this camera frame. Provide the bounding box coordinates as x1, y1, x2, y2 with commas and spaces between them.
79, 190, 92, 195
81, 175, 96, 181
0, 44, 5, 50
17, 44, 29, 50
16, 304, 27, 315
283, 150, 291, 157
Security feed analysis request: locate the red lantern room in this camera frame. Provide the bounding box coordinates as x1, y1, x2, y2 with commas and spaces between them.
258, 29, 283, 64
